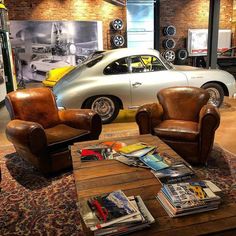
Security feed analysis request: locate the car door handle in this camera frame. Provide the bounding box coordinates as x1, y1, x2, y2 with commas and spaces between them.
132, 82, 142, 87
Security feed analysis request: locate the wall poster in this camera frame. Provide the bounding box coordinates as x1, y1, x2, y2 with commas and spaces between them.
9, 20, 103, 83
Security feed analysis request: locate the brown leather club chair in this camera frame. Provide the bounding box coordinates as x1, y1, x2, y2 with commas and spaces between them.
135, 86, 220, 165
5, 87, 102, 174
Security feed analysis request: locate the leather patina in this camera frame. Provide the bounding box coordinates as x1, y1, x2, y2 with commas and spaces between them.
5, 87, 102, 175
136, 86, 220, 165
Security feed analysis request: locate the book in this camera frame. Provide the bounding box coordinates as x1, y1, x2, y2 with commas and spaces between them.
79, 190, 140, 231
79, 147, 113, 162
151, 162, 195, 184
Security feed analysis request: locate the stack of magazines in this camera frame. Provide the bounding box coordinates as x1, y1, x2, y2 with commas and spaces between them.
157, 180, 222, 217
115, 143, 170, 170
79, 190, 155, 235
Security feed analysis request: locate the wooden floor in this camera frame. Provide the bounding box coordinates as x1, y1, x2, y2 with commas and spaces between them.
1, 97, 236, 154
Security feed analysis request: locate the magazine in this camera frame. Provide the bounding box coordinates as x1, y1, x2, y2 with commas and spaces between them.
151, 162, 195, 184
118, 143, 150, 154
139, 153, 169, 171
163, 181, 221, 204
157, 180, 222, 218
94, 195, 155, 236
114, 154, 150, 169
79, 147, 113, 161
79, 190, 140, 231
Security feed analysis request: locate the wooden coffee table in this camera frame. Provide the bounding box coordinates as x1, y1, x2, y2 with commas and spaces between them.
71, 134, 236, 235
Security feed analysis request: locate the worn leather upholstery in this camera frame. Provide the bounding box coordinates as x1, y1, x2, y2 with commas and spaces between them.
136, 86, 220, 165
5, 87, 102, 174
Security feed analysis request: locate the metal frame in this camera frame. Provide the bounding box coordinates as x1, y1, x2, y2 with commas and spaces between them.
207, 0, 221, 69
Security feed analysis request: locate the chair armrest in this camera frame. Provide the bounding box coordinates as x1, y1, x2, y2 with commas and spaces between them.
58, 109, 102, 139
135, 103, 164, 134
198, 104, 220, 164
5, 119, 47, 154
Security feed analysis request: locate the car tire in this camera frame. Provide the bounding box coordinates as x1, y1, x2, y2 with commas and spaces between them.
110, 18, 124, 31
163, 25, 176, 36
163, 50, 176, 62
85, 96, 120, 124
201, 83, 224, 107
162, 38, 176, 49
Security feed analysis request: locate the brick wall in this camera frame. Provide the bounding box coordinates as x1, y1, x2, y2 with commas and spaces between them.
4, 0, 234, 51
159, 0, 233, 52
4, 0, 127, 49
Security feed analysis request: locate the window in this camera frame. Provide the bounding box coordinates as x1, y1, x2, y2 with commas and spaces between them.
86, 56, 103, 68
130, 55, 166, 73
130, 56, 145, 73
141, 55, 166, 71
104, 58, 129, 75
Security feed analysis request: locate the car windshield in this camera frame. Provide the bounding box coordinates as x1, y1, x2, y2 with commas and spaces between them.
160, 54, 174, 69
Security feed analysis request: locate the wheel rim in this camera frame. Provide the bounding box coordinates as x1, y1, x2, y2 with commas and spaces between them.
206, 88, 221, 106
165, 50, 175, 61
91, 97, 115, 122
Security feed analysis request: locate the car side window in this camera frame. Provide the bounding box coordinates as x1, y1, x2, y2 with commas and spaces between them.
104, 58, 129, 75
130, 56, 145, 73
130, 55, 166, 73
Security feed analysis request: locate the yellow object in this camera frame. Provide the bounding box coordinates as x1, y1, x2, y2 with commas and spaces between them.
0, 3, 7, 10
42, 66, 75, 87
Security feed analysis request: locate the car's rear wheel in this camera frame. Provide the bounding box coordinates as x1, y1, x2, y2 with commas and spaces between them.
85, 96, 120, 124
201, 83, 224, 107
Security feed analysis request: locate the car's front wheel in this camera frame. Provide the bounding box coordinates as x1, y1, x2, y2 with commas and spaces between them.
85, 96, 120, 124
201, 83, 224, 107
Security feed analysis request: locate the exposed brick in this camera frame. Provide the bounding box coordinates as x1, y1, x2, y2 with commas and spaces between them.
4, 0, 127, 50
4, 0, 234, 51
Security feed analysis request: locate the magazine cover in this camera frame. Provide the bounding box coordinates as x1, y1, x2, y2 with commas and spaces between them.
139, 153, 169, 171
118, 143, 150, 154
79, 190, 140, 231
164, 181, 220, 204
151, 163, 195, 183
79, 147, 113, 161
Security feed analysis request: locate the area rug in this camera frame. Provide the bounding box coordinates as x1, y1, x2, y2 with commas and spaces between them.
0, 145, 84, 236
0, 142, 236, 235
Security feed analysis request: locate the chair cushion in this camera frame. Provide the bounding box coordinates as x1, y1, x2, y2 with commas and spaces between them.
153, 120, 199, 142
45, 124, 90, 151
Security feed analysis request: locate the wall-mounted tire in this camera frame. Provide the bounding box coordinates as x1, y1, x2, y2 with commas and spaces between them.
162, 38, 176, 49
177, 48, 188, 61
110, 18, 124, 31
163, 25, 176, 36
111, 34, 125, 47
163, 50, 176, 62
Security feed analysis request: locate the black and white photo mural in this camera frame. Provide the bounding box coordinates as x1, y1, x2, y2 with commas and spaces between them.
9, 21, 103, 83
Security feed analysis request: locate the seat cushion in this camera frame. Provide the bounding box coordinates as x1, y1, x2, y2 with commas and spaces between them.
45, 124, 90, 151
153, 120, 199, 142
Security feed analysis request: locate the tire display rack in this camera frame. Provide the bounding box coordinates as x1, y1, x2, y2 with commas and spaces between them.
162, 25, 176, 62
109, 18, 126, 49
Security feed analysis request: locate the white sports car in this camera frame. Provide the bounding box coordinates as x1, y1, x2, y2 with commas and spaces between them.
53, 48, 236, 123
30, 58, 70, 73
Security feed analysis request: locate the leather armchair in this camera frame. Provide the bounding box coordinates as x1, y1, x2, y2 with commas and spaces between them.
135, 86, 220, 165
5, 87, 102, 174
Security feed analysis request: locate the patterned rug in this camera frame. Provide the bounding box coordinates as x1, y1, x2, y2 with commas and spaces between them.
0, 143, 236, 235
